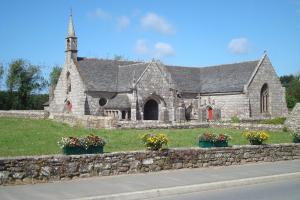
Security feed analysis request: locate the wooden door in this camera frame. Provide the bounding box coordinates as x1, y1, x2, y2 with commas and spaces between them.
208, 108, 213, 121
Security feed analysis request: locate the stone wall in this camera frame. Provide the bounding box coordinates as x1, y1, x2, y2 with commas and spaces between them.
0, 144, 299, 185
135, 62, 174, 121
117, 121, 284, 131
200, 93, 250, 120
49, 58, 86, 115
209, 122, 284, 132
52, 114, 117, 129
285, 103, 300, 132
0, 110, 49, 119
247, 55, 288, 119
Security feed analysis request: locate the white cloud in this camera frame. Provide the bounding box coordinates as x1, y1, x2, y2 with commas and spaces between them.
88, 8, 111, 20
141, 13, 175, 35
154, 42, 175, 57
134, 40, 175, 58
135, 39, 149, 55
117, 16, 130, 30
228, 37, 250, 54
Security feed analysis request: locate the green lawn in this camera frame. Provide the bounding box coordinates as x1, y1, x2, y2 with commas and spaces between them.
0, 117, 294, 157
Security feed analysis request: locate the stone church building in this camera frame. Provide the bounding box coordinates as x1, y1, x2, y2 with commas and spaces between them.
49, 15, 288, 122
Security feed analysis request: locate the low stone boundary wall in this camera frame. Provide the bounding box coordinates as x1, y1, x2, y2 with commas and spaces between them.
117, 121, 210, 129
52, 114, 117, 129
209, 122, 284, 132
1, 143, 299, 185
0, 110, 49, 119
117, 121, 284, 131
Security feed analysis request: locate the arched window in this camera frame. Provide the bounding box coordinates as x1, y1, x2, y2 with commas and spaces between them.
99, 97, 107, 107
66, 72, 71, 94
260, 83, 269, 113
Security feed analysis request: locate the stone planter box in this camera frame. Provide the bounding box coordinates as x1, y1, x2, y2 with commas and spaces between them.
63, 146, 104, 155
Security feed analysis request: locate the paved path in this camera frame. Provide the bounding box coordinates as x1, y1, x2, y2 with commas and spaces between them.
0, 160, 300, 200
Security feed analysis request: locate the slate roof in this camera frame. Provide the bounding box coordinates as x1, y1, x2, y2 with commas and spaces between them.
104, 94, 130, 109
77, 58, 141, 92
76, 57, 259, 94
199, 61, 259, 93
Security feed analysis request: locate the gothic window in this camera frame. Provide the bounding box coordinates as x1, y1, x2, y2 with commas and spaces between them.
66, 72, 71, 94
99, 98, 107, 107
260, 83, 269, 113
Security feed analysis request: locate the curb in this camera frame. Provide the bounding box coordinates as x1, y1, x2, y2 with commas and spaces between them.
71, 172, 300, 200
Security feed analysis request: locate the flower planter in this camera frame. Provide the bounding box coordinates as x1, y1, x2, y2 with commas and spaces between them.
293, 138, 300, 143
87, 146, 104, 154
214, 141, 228, 147
249, 140, 263, 145
63, 146, 104, 155
199, 141, 214, 148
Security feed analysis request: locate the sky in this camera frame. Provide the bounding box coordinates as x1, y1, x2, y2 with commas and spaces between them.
0, 0, 300, 88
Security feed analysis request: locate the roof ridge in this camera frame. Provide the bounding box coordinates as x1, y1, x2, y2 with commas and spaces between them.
118, 62, 147, 67
199, 60, 260, 69
166, 59, 259, 69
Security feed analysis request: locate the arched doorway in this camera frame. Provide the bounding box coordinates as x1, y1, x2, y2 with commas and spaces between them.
144, 99, 159, 120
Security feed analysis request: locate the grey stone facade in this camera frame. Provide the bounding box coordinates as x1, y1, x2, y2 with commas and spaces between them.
49, 15, 288, 122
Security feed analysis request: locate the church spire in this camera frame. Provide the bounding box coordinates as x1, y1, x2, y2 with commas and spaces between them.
65, 12, 78, 62
67, 13, 76, 37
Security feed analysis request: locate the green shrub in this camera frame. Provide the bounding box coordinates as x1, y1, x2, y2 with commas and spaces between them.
258, 117, 286, 125
282, 126, 289, 132
231, 116, 240, 123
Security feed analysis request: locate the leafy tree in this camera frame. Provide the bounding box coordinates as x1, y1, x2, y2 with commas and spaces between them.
280, 74, 300, 109
6, 59, 47, 109
0, 63, 4, 90
0, 63, 3, 80
49, 65, 62, 87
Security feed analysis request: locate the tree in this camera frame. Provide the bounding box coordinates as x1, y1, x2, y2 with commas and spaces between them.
280, 73, 300, 109
0, 63, 4, 89
49, 65, 62, 87
0, 63, 3, 80
6, 59, 47, 109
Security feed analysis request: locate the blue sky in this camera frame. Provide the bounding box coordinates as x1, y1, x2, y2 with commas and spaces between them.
0, 0, 300, 86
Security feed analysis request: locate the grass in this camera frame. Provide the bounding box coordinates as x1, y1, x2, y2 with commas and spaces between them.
0, 117, 294, 157
257, 117, 286, 125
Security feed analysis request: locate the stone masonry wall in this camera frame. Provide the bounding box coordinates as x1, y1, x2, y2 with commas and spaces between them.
117, 121, 284, 131
247, 55, 288, 119
50, 59, 86, 115
136, 62, 174, 121
201, 94, 250, 120
0, 110, 49, 119
0, 144, 299, 185
285, 103, 300, 132
52, 113, 117, 129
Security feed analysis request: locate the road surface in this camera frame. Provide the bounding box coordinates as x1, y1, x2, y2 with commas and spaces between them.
0, 160, 300, 200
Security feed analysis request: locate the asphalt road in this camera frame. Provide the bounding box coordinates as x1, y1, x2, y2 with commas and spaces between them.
153, 178, 300, 200
1, 160, 300, 200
